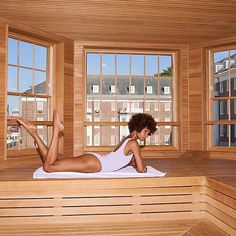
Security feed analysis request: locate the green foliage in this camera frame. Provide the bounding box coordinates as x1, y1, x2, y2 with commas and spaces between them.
154, 67, 173, 76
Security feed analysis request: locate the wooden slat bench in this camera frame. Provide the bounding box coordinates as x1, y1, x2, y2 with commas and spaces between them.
0, 171, 235, 235
0, 219, 228, 236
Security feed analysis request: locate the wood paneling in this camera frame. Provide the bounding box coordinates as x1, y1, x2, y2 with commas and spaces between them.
63, 39, 74, 156
74, 44, 84, 156
0, 220, 203, 236
188, 44, 204, 150
206, 177, 236, 235
0, 1, 235, 44
0, 21, 7, 161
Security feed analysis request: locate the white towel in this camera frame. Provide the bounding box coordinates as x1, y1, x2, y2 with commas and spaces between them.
33, 166, 166, 179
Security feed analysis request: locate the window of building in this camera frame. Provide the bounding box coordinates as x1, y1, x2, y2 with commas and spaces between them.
7, 36, 51, 151
85, 51, 177, 148
208, 47, 236, 148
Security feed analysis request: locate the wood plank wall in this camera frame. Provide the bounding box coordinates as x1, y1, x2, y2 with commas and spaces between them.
74, 44, 84, 156
63, 39, 74, 157
188, 44, 204, 150
0, 21, 7, 161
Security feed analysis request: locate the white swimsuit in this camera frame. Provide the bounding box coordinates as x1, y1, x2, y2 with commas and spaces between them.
88, 138, 133, 172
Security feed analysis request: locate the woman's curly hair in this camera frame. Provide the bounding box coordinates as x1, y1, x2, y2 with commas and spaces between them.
128, 113, 157, 134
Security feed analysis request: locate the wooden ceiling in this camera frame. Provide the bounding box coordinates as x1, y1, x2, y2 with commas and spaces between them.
0, 0, 235, 44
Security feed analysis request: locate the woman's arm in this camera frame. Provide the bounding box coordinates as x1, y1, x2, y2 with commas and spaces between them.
128, 140, 147, 173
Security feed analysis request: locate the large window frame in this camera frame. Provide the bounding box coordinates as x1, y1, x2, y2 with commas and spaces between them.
207, 45, 236, 150
7, 32, 53, 156
84, 49, 180, 151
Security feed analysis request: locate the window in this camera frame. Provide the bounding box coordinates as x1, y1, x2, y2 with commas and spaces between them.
7, 36, 51, 151
165, 102, 171, 111
208, 47, 236, 148
86, 51, 177, 147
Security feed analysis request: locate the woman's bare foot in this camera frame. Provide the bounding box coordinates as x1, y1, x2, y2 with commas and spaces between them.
16, 118, 37, 134
53, 109, 64, 134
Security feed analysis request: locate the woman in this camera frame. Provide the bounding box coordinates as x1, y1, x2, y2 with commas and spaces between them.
16, 110, 157, 173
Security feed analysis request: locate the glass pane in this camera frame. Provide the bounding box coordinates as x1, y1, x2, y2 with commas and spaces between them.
85, 126, 93, 146
21, 96, 36, 120
7, 125, 20, 150
102, 54, 115, 75
230, 72, 236, 97
146, 55, 158, 76
87, 74, 100, 96
117, 54, 130, 75
145, 126, 159, 146
117, 76, 130, 96
131, 76, 144, 96
34, 45, 47, 70
160, 78, 172, 96
213, 100, 228, 120
118, 125, 129, 141
100, 101, 117, 122
145, 77, 158, 113
36, 125, 50, 146
34, 71, 46, 94
214, 72, 229, 98
19, 68, 33, 93
214, 51, 229, 73
131, 55, 144, 75
19, 126, 35, 149
93, 126, 100, 146
213, 124, 229, 147
8, 66, 17, 92
117, 101, 130, 118
36, 97, 48, 118
8, 38, 17, 65
231, 125, 236, 147
100, 126, 117, 146
102, 75, 115, 96
130, 100, 143, 114
231, 99, 236, 120
160, 55, 172, 76
19, 41, 33, 68
159, 126, 172, 145
87, 53, 100, 75
7, 95, 20, 116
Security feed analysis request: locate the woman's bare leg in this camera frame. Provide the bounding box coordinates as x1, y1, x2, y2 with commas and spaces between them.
43, 110, 102, 173
16, 118, 48, 163
43, 110, 63, 168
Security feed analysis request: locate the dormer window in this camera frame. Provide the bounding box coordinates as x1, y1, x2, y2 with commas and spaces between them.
129, 85, 135, 94
92, 85, 99, 93
164, 86, 170, 94
110, 85, 116, 93
146, 86, 153, 94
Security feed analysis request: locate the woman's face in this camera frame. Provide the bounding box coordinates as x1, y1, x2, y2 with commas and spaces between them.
136, 127, 151, 141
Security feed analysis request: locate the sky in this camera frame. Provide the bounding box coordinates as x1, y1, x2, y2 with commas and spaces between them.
87, 53, 172, 76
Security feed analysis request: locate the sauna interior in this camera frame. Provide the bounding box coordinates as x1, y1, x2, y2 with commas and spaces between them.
0, 1, 235, 235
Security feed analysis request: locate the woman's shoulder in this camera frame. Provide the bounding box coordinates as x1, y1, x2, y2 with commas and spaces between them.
126, 138, 139, 148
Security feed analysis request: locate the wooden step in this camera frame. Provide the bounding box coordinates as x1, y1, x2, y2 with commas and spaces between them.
0, 219, 201, 236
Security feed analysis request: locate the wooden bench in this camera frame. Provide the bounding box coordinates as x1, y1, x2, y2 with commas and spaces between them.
0, 219, 228, 236
0, 175, 235, 235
